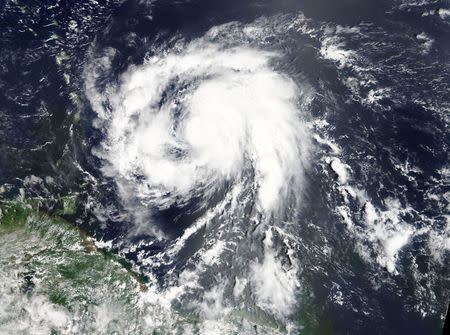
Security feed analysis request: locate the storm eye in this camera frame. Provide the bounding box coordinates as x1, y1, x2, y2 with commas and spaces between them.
164, 144, 189, 161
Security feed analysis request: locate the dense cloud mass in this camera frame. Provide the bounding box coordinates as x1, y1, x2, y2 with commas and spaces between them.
86, 41, 310, 215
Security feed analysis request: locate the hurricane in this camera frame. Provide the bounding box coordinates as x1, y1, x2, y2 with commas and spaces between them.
87, 40, 310, 215
84, 31, 312, 331
1, 0, 449, 334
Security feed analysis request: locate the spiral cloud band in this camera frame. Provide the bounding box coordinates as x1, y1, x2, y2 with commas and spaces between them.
88, 39, 310, 218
